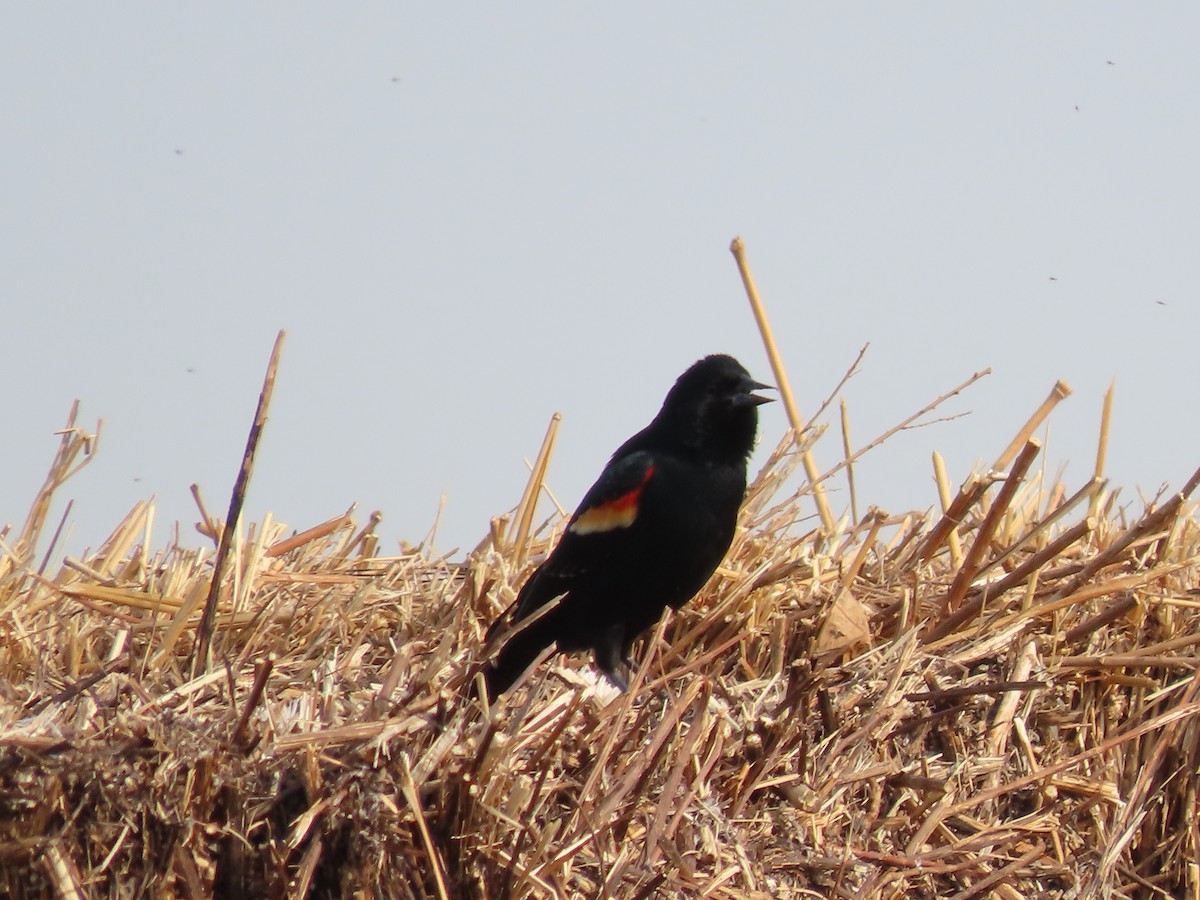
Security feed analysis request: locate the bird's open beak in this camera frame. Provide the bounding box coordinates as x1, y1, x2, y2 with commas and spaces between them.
740, 379, 776, 407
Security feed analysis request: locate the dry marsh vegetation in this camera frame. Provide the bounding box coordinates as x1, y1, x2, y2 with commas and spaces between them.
4, 266, 1200, 898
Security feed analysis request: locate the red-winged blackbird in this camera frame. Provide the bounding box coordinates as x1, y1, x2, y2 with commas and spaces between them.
483, 354, 773, 699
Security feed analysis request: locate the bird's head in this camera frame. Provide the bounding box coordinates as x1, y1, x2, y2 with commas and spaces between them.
659, 354, 774, 462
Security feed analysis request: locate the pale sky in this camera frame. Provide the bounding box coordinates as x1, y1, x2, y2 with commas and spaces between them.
4, 6, 1198, 559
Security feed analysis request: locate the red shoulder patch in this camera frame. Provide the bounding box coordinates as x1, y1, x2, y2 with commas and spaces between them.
568, 466, 655, 536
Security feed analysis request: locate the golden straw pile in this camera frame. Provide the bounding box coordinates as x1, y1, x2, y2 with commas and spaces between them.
3, 370, 1199, 899
5, 253, 1200, 897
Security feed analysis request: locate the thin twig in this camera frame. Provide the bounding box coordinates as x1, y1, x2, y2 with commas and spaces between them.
840, 399, 859, 524
192, 330, 286, 678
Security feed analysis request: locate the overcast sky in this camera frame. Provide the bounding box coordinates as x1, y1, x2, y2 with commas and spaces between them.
4, 6, 1198, 561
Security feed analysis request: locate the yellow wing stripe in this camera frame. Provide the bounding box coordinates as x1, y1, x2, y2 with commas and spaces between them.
568, 466, 654, 536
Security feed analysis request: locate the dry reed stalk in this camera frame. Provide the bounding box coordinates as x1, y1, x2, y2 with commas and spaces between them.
926, 699, 1200, 825
729, 235, 835, 534
399, 753, 452, 899
940, 439, 1042, 616
951, 562, 1194, 652
975, 476, 1104, 579
193, 330, 286, 676
265, 513, 352, 558
1054, 629, 1200, 667
41, 838, 86, 900
190, 482, 219, 540
1059, 592, 1137, 645
912, 473, 992, 567
840, 399, 859, 524
230, 656, 273, 748
19, 405, 99, 552
925, 517, 1096, 645
932, 451, 964, 570
1089, 380, 1116, 520
1047, 492, 1192, 606
509, 412, 561, 572
1054, 654, 1200, 670
945, 841, 1048, 900
983, 637, 1040, 791
34, 500, 74, 580
993, 380, 1071, 471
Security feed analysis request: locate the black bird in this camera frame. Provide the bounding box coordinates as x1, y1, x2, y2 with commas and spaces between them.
483, 354, 773, 698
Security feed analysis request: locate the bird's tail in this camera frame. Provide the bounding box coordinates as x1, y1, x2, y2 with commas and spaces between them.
483, 615, 557, 699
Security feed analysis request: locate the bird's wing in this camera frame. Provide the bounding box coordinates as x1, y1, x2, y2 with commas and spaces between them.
565, 450, 657, 537
509, 450, 658, 620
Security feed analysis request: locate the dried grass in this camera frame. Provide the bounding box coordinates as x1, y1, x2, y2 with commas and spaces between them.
4, 374, 1195, 900
4, 369, 1200, 898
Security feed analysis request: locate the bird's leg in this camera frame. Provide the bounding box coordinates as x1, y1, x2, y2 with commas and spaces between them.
595, 626, 630, 692
605, 668, 630, 693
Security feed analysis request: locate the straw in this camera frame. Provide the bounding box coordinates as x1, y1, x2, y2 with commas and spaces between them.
730, 236, 835, 534
6, 305, 1200, 897
192, 329, 286, 676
